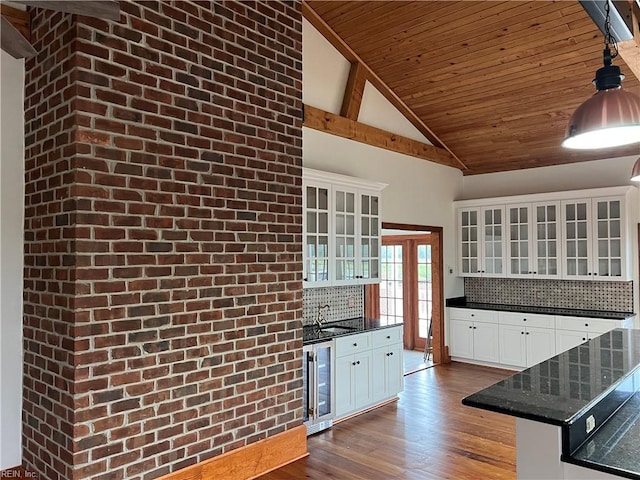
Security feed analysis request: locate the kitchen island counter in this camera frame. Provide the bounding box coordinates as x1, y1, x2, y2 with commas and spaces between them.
463, 328, 640, 479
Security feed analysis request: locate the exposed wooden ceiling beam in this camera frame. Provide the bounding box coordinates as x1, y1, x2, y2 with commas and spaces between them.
616, 0, 640, 81
1, 4, 30, 40
12, 0, 120, 21
340, 62, 367, 120
302, 1, 468, 171
1, 14, 35, 58
304, 104, 460, 169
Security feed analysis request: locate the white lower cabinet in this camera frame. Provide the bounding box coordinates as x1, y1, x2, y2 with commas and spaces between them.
555, 316, 633, 353
335, 326, 403, 419
372, 343, 402, 402
449, 308, 500, 363
335, 349, 373, 417
499, 312, 556, 368
449, 307, 633, 370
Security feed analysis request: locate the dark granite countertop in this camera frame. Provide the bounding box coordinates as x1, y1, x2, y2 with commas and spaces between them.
303, 317, 402, 345
566, 392, 640, 479
446, 297, 634, 320
462, 329, 640, 426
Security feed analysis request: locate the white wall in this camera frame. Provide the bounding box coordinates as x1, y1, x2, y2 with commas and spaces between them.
303, 17, 465, 301
0, 50, 25, 470
460, 155, 639, 200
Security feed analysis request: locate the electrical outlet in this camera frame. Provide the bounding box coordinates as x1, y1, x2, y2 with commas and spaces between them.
348, 296, 355, 308
586, 415, 596, 434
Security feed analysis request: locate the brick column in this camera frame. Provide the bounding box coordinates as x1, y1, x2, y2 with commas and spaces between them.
22, 2, 303, 479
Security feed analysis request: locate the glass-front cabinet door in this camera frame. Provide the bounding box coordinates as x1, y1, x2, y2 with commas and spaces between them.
482, 206, 505, 276
459, 207, 481, 276
303, 182, 330, 287
593, 197, 624, 279
562, 199, 592, 279
359, 191, 381, 283
507, 204, 531, 277
533, 202, 560, 278
334, 186, 357, 284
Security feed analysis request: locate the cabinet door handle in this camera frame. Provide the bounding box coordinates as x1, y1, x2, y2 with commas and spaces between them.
389, 352, 394, 356
523, 318, 527, 322
303, 277, 308, 281
585, 323, 589, 327
352, 361, 357, 366
526, 332, 529, 335
471, 314, 475, 317
582, 337, 587, 341
473, 326, 477, 330
468, 326, 473, 329
386, 335, 391, 339
356, 360, 360, 365
521, 331, 525, 335
353, 343, 357, 347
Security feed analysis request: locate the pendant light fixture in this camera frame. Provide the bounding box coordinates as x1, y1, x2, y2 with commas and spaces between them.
630, 158, 640, 182
562, 0, 640, 150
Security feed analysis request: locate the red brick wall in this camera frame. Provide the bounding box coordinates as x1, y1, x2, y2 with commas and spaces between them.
22, 2, 303, 479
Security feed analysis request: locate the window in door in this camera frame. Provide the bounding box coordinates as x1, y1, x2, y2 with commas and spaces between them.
380, 245, 403, 324
417, 244, 432, 343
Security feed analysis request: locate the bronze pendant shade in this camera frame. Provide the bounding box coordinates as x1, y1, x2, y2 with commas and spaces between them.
562, 58, 640, 150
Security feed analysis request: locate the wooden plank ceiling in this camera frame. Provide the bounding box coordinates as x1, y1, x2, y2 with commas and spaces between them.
306, 1, 640, 175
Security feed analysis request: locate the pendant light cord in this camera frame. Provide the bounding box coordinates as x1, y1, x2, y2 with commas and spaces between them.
603, 0, 619, 62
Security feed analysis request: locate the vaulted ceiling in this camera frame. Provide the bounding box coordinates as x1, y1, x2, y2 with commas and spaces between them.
305, 1, 640, 175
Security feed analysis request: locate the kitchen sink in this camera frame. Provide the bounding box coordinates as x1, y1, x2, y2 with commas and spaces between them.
319, 325, 356, 334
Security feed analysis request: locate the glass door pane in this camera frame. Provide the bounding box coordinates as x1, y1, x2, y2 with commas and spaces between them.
417, 243, 432, 343
380, 245, 403, 324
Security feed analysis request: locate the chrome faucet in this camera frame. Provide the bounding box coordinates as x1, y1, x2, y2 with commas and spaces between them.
315, 304, 330, 326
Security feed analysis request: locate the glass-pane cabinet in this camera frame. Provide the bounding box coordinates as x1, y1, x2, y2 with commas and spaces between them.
303, 168, 387, 287
533, 202, 560, 278
458, 206, 504, 276
334, 187, 357, 284
303, 182, 331, 287
594, 198, 623, 279
562, 199, 592, 279
457, 189, 630, 281
459, 208, 480, 276
360, 191, 381, 282
507, 205, 531, 276
483, 206, 505, 276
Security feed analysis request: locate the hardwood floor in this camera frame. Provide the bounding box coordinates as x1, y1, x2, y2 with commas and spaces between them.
259, 363, 516, 480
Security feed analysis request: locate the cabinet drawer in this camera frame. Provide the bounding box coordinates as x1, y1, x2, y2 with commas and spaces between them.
499, 312, 555, 329
449, 308, 496, 323
336, 332, 371, 357
371, 326, 402, 348
555, 316, 621, 333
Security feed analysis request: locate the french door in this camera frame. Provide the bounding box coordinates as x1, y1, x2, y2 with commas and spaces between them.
380, 233, 442, 354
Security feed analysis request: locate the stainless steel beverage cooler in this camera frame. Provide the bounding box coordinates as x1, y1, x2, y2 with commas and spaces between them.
302, 340, 335, 435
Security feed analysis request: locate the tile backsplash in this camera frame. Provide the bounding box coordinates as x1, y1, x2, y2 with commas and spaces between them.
464, 278, 634, 313
302, 285, 364, 326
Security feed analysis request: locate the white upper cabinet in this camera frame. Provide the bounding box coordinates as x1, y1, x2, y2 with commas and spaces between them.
458, 206, 505, 277
303, 181, 331, 287
456, 187, 634, 281
303, 169, 387, 288
506, 202, 561, 278
359, 190, 381, 283
561, 196, 626, 280
533, 202, 561, 279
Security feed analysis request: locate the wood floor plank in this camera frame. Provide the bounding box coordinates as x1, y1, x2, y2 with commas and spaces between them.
259, 363, 516, 480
